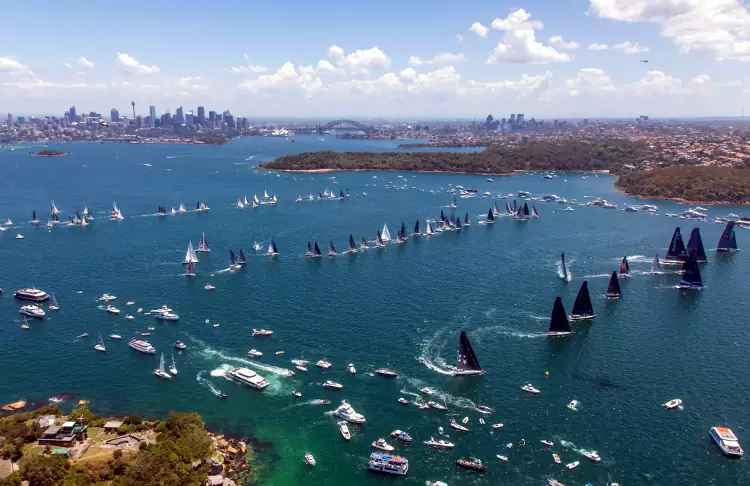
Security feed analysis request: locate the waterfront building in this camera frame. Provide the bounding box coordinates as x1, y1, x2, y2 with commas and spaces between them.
38, 420, 88, 447
69, 106, 77, 122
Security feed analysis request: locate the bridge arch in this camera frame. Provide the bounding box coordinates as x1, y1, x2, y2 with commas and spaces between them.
319, 119, 374, 132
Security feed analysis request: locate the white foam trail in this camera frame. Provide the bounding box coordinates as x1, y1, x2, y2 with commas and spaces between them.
625, 255, 648, 262
210, 365, 231, 377
580, 273, 612, 279
474, 325, 546, 340
417, 328, 455, 375
559, 439, 593, 457
197, 370, 223, 396
194, 339, 294, 376
165, 155, 187, 159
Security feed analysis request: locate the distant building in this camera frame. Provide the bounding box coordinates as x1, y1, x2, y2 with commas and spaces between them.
7, 113, 12, 127
223, 110, 234, 129
135, 115, 143, 128
39, 420, 88, 447
516, 113, 524, 125
509, 114, 516, 126
149, 106, 156, 126
208, 110, 216, 122
197, 106, 205, 124
176, 106, 185, 124
160, 113, 171, 127
68, 106, 77, 122
111, 108, 120, 122
185, 111, 194, 126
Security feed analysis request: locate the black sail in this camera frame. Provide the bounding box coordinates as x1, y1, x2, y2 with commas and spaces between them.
414, 220, 420, 234
619, 256, 630, 275
548, 297, 572, 334
686, 227, 707, 262
679, 253, 704, 288
571, 281, 594, 316
523, 202, 530, 216
457, 331, 482, 371
607, 271, 622, 297
487, 209, 495, 222
313, 241, 322, 256
665, 227, 688, 262
349, 234, 356, 250
717, 221, 737, 251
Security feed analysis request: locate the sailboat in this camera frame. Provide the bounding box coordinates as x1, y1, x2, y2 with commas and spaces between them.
360, 236, 369, 250
183, 242, 199, 264
171, 207, 177, 215
237, 249, 247, 265
455, 218, 462, 232
196, 233, 210, 253
94, 333, 106, 352
178, 203, 187, 213
376, 230, 385, 248
267, 238, 279, 256
440, 210, 446, 222
452, 331, 484, 376
296, 194, 303, 202
650, 255, 662, 275
451, 196, 457, 209
313, 241, 322, 257
514, 204, 526, 221
30, 211, 40, 225
493, 202, 500, 217
229, 249, 237, 270
169, 352, 178, 375
716, 221, 738, 252
560, 253, 569, 281
686, 227, 707, 263
619, 256, 631, 275
237, 198, 245, 209
154, 353, 172, 379
531, 205, 539, 218
464, 212, 471, 226
82, 207, 92, 220
381, 224, 392, 242
253, 239, 262, 252
348, 235, 357, 254
663, 227, 688, 264
413, 220, 421, 236
80, 211, 89, 226
398, 222, 408, 242
547, 297, 573, 337
50, 201, 60, 215
486, 209, 495, 224
306, 242, 313, 257
425, 220, 434, 236
184, 262, 196, 277
569, 281, 595, 320
51, 213, 60, 224
328, 241, 337, 257
308, 193, 314, 201
523, 202, 530, 217
505, 201, 513, 215
110, 202, 124, 220
676, 254, 704, 290
3, 215, 12, 227
46, 220, 53, 230
244, 196, 250, 207
513, 200, 518, 212
49, 294, 59, 311
252, 195, 260, 207
339, 190, 345, 200
606, 271, 622, 299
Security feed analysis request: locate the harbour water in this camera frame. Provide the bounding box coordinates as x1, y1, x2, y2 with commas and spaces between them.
1, 137, 749, 485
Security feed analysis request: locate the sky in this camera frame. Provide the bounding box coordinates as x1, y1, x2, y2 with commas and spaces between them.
2, 0, 750, 118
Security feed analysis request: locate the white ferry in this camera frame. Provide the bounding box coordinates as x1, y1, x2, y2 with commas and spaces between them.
711, 427, 744, 457
13, 288, 51, 302
227, 367, 270, 390
19, 304, 46, 319
367, 452, 408, 476
129, 339, 156, 354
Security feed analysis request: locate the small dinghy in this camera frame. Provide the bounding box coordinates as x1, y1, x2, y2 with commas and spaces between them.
663, 398, 682, 409
292, 391, 302, 398
397, 397, 410, 405
553, 453, 561, 464
506, 443, 513, 449
347, 363, 357, 374
304, 452, 316, 467
479, 418, 485, 425
462, 416, 469, 425
492, 423, 504, 429
567, 400, 579, 411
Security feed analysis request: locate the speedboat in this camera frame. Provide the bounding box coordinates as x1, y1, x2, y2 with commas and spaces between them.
125, 315, 134, 321
218, 392, 227, 399
553, 453, 561, 464
549, 480, 565, 486
566, 461, 579, 470
316, 359, 332, 369
204, 284, 215, 291
99, 294, 116, 302
110, 334, 122, 340
275, 351, 284, 356
711, 427, 744, 456
333, 400, 366, 423
663, 398, 682, 409
155, 311, 179, 321
391, 430, 412, 443
175, 341, 187, 350
456, 457, 486, 471
19, 304, 46, 319
340, 423, 351, 440
424, 437, 454, 448
475, 405, 493, 415
304, 452, 316, 467
247, 349, 263, 357
428, 401, 447, 411
420, 387, 435, 395
295, 365, 307, 372
567, 400, 579, 411
397, 397, 409, 405
522, 383, 540, 394
323, 380, 343, 389
449, 419, 469, 432
105, 305, 120, 315
415, 401, 430, 409
292, 391, 302, 398
492, 423, 504, 429
375, 368, 398, 378
347, 363, 357, 374
496, 455, 508, 462
541, 440, 554, 447
506, 443, 513, 449
371, 439, 395, 451
583, 451, 601, 462
126, 301, 135, 305
252, 329, 273, 337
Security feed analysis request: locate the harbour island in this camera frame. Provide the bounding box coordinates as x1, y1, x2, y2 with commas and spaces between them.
31, 149, 70, 157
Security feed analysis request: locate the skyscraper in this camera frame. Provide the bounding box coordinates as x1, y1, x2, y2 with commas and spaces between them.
7, 114, 13, 127
111, 108, 120, 122
516, 114, 524, 125
197, 106, 205, 124
185, 111, 194, 127
509, 114, 516, 126
149, 106, 156, 126
69, 106, 77, 122
175, 106, 184, 124
208, 111, 216, 122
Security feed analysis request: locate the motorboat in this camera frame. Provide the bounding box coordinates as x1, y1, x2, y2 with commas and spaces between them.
125, 315, 134, 321
663, 398, 682, 409
129, 339, 156, 354
438, 426, 443, 434
333, 400, 366, 424
567, 400, 579, 411
391, 430, 412, 443
110, 334, 122, 339
566, 461, 580, 470
15, 234, 23, 240
154, 353, 172, 380
291, 359, 309, 366
372, 439, 395, 451
522, 383, 540, 394
496, 455, 508, 462
462, 417, 469, 424
711, 427, 743, 456
397, 397, 409, 405
419, 387, 435, 395
553, 453, 561, 464
519, 439, 527, 448
428, 401, 447, 411
227, 367, 270, 390
367, 452, 408, 476
247, 349, 263, 357
292, 391, 301, 398
175, 341, 187, 350
304, 452, 316, 467
340, 423, 351, 441
155, 311, 179, 321
275, 351, 284, 356
78, 333, 89, 338
105, 305, 120, 315
252, 329, 273, 337
449, 419, 469, 432
492, 423, 504, 429
375, 368, 397, 378
456, 457, 486, 472
424, 437, 454, 449
347, 363, 357, 374
19, 304, 45, 319
549, 480, 565, 486
323, 380, 343, 389
99, 294, 117, 302
13, 288, 51, 302
583, 451, 601, 462
541, 440, 554, 447
316, 359, 332, 369
415, 401, 430, 409
204, 284, 216, 291
475, 405, 493, 414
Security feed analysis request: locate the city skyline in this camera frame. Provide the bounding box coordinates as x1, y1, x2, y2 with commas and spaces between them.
2, 0, 750, 117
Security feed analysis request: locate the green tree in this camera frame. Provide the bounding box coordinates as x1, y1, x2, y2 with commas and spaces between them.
19, 454, 70, 486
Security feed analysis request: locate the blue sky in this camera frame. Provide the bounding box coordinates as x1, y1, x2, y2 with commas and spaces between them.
2, 0, 750, 118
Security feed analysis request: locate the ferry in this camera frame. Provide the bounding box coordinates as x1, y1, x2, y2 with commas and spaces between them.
129, 339, 156, 354
227, 367, 270, 390
13, 288, 51, 302
367, 452, 408, 476
19, 304, 46, 319
711, 427, 744, 457
456, 457, 486, 471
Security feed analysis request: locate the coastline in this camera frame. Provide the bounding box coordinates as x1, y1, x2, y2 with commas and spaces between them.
614, 186, 749, 206
261, 167, 613, 176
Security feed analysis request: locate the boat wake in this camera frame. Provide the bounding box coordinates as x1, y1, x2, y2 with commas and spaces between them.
580, 273, 613, 279
197, 370, 224, 396
559, 439, 598, 458
417, 329, 455, 375
474, 324, 546, 340
210, 365, 231, 377
557, 260, 572, 281
165, 155, 188, 159
245, 155, 258, 160
193, 338, 295, 376
622, 254, 648, 262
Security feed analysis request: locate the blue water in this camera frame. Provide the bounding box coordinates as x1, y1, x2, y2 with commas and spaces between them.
1, 137, 749, 486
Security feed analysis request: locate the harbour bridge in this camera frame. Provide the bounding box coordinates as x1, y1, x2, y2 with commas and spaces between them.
316, 119, 375, 133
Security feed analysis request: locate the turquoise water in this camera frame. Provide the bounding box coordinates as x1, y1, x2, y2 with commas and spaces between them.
1, 137, 749, 485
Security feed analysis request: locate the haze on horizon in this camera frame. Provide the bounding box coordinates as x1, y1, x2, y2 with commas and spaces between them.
2, 0, 750, 118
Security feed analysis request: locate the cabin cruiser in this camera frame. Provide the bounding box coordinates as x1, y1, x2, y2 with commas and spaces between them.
110, 334, 122, 340
587, 198, 606, 206
316, 359, 332, 369
333, 400, 366, 423
415, 401, 430, 409
397, 397, 409, 405
227, 367, 270, 390
456, 457, 486, 471
204, 284, 215, 291
663, 398, 682, 409
419, 387, 436, 395
252, 329, 273, 337
304, 452, 315, 467
497, 455, 508, 462
567, 400, 579, 410
13, 288, 51, 302
711, 427, 744, 456
372, 438, 395, 451
583, 451, 601, 462
347, 363, 357, 374
339, 423, 351, 440
175, 341, 187, 350
129, 339, 156, 354
391, 430, 412, 443
99, 294, 116, 302
367, 452, 408, 476
105, 305, 120, 315
375, 368, 397, 378
566, 461, 579, 470
541, 440, 554, 447
247, 349, 263, 357
450, 419, 469, 432
424, 437, 454, 449
492, 423, 504, 429
428, 401, 447, 411
475, 405, 493, 414
522, 383, 540, 394
155, 311, 179, 321
323, 380, 343, 389
19, 304, 45, 319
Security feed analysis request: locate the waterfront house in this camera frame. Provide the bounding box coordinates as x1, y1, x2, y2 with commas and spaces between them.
38, 420, 88, 447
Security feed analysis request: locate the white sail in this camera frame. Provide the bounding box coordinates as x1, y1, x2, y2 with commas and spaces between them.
237, 199, 244, 208
425, 220, 434, 235
179, 203, 186, 213
253, 194, 260, 204
184, 242, 199, 264
169, 352, 177, 375
159, 353, 166, 374
244, 196, 249, 206
272, 195, 277, 203
80, 214, 89, 226
263, 190, 270, 199
381, 224, 392, 242
267, 242, 274, 254
51, 201, 60, 214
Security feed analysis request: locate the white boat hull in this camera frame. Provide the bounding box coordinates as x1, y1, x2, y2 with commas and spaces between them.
568, 314, 596, 321
452, 370, 484, 376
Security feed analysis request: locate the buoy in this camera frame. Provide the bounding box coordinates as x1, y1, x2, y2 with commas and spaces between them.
211, 274, 215, 277
545, 371, 549, 376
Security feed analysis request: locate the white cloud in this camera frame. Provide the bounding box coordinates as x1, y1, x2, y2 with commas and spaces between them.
409, 52, 466, 65
588, 43, 610, 50
612, 41, 650, 54
629, 70, 684, 95
564, 68, 616, 96
116, 52, 160, 75
0, 57, 34, 79
63, 62, 73, 69
238, 61, 324, 96
469, 22, 489, 38
465, 72, 554, 98
589, 0, 750, 61
77, 56, 95, 69
549, 36, 580, 49
243, 53, 249, 60
327, 45, 390, 74
228, 64, 268, 74
486, 9, 571, 64
456, 34, 464, 43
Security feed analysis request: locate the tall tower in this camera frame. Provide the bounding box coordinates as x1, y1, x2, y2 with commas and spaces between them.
131, 101, 136, 122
